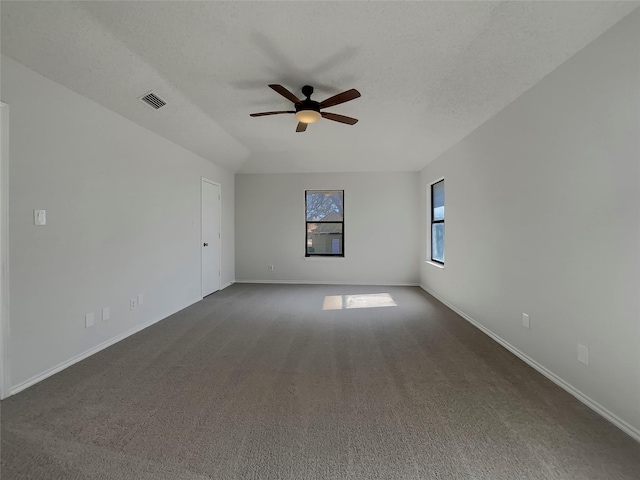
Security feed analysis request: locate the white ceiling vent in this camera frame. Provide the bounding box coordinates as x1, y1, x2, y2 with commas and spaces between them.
139, 92, 166, 110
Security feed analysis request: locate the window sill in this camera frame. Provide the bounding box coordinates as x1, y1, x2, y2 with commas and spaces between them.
425, 260, 444, 269
305, 256, 345, 261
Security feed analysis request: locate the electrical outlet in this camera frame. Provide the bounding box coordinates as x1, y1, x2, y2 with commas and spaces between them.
522, 313, 530, 329
268, 265, 274, 271
578, 344, 589, 365
130, 298, 137, 311
137, 294, 144, 306
85, 313, 95, 328
102, 307, 110, 321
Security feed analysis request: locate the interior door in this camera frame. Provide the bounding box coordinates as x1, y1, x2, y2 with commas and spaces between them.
0, 103, 8, 398
201, 179, 221, 297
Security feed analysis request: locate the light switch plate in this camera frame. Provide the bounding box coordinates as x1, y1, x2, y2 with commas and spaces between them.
102, 307, 110, 321
522, 313, 530, 329
85, 313, 95, 328
137, 294, 144, 306
34, 209, 46, 225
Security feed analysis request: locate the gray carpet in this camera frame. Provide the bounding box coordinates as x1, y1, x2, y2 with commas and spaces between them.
2, 284, 639, 479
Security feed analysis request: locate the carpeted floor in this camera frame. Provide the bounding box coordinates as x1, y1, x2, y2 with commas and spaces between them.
1, 284, 639, 479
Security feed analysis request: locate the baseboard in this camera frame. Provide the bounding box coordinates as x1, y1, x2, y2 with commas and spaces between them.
9, 296, 202, 397
419, 284, 640, 443
221, 281, 234, 290
235, 279, 420, 287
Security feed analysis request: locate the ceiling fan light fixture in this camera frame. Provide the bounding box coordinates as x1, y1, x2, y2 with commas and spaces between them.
251, 85, 360, 131
295, 109, 321, 124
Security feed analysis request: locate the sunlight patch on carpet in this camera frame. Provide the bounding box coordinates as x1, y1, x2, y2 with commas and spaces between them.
322, 293, 397, 310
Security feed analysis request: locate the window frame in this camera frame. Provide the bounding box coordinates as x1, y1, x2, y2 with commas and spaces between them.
305, 189, 344, 258
430, 179, 444, 265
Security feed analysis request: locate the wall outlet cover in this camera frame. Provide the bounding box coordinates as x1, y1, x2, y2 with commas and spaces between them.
102, 307, 110, 321
85, 313, 95, 328
130, 298, 137, 310
578, 344, 589, 365
522, 313, 530, 329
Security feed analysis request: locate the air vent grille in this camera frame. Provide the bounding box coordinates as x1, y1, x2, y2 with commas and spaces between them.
139, 92, 166, 110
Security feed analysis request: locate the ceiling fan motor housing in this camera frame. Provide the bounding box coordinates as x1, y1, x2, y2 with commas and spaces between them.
295, 100, 320, 114
295, 86, 321, 123
296, 85, 320, 113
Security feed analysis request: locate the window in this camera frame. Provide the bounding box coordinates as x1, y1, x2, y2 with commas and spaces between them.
431, 180, 444, 264
305, 190, 344, 257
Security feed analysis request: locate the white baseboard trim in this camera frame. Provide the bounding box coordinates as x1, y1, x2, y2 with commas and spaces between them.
419, 284, 640, 443
9, 296, 202, 397
221, 281, 234, 290
235, 279, 420, 287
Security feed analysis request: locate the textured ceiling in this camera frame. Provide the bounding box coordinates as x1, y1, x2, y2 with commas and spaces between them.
2, 1, 637, 174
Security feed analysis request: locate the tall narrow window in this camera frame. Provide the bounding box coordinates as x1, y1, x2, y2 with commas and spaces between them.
306, 190, 344, 257
431, 180, 444, 264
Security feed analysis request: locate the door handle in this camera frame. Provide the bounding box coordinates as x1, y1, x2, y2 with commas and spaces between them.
203, 243, 208, 247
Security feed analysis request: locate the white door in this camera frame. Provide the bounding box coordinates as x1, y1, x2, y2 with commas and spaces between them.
0, 103, 9, 398
201, 179, 221, 297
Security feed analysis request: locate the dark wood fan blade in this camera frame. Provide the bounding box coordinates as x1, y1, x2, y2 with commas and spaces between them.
269, 84, 302, 104
296, 122, 308, 133
321, 112, 358, 125
319, 89, 361, 108
250, 111, 295, 117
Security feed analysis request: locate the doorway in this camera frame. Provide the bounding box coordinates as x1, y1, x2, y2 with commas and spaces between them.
201, 178, 221, 297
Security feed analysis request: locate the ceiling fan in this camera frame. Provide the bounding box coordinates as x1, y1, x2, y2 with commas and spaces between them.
250, 85, 361, 132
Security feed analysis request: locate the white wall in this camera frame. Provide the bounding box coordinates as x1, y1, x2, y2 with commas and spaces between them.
419, 12, 640, 436
1, 56, 235, 390
236, 172, 419, 285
